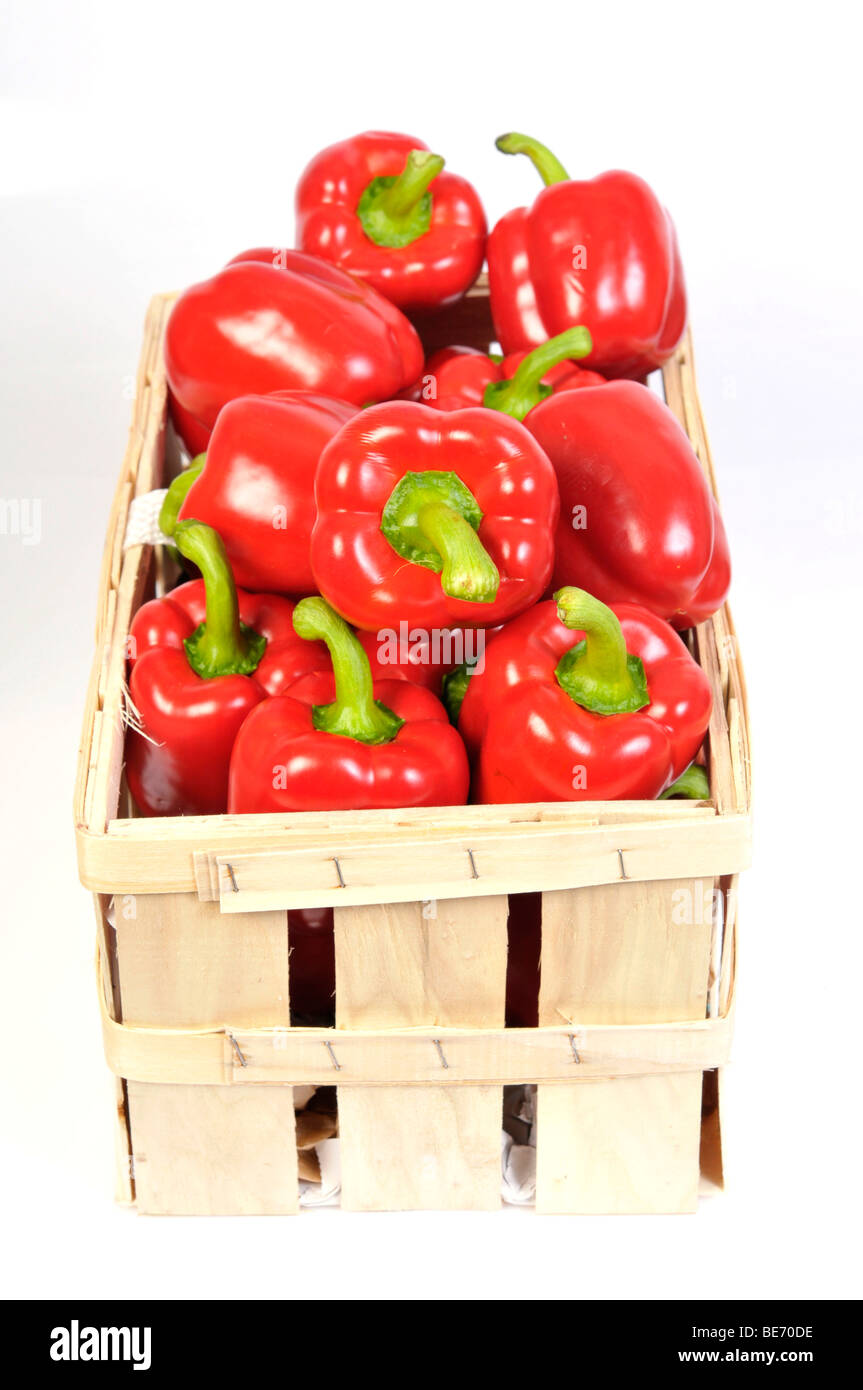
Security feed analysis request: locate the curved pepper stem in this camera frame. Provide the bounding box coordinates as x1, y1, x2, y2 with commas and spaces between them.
659, 764, 710, 800
173, 521, 266, 679
382, 150, 445, 216
159, 455, 207, 537
553, 587, 649, 716
495, 132, 570, 186
357, 149, 445, 249
418, 501, 499, 603
293, 597, 404, 745
483, 327, 593, 420
381, 470, 500, 604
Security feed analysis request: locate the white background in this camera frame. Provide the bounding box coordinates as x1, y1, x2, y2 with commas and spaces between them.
1, 0, 861, 1302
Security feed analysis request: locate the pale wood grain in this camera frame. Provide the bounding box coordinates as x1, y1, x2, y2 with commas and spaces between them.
336, 898, 507, 1211
539, 879, 715, 1027
100, 1011, 734, 1088
538, 1074, 703, 1214
86, 297, 172, 836
207, 818, 749, 913
127, 1082, 299, 1216
78, 810, 750, 901
115, 894, 290, 1028
116, 894, 298, 1215
92, 894, 135, 1204
536, 879, 714, 1214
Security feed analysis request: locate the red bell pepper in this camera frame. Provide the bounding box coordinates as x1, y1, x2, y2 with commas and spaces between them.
126, 522, 327, 816
525, 380, 731, 627
422, 327, 605, 413
311, 401, 559, 631
395, 346, 478, 402
228, 598, 470, 813
288, 907, 335, 1024
505, 892, 543, 1029
456, 587, 712, 803
165, 250, 423, 454
295, 131, 487, 312
355, 625, 470, 694
161, 449, 466, 689
488, 132, 687, 378
160, 391, 358, 596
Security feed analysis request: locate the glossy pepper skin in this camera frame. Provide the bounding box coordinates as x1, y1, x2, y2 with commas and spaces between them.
355, 625, 470, 695
457, 588, 712, 804
295, 131, 487, 312
162, 391, 358, 596
126, 523, 327, 816
488, 133, 686, 378
311, 401, 559, 631
423, 327, 605, 413
526, 380, 731, 627
165, 250, 423, 454
228, 598, 469, 814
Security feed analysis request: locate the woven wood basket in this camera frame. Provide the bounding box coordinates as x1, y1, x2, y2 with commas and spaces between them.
75, 279, 751, 1215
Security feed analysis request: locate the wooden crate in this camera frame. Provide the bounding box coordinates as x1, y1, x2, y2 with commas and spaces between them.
75, 282, 751, 1215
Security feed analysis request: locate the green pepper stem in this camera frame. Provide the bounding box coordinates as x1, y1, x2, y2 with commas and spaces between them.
382, 150, 445, 217
292, 597, 403, 745
495, 132, 570, 186
553, 587, 649, 716
159, 455, 206, 537
418, 501, 499, 603
659, 764, 710, 800
380, 470, 499, 602
442, 662, 474, 724
357, 150, 445, 249
483, 327, 593, 420
173, 521, 265, 678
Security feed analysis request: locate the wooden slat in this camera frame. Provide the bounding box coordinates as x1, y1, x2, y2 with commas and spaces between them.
207, 816, 749, 911
538, 879, 716, 1025
78, 293, 175, 836
116, 894, 298, 1215
93, 901, 133, 1205
538, 1074, 704, 1214
126, 1083, 299, 1216
115, 894, 291, 1029
703, 876, 740, 1192
536, 879, 715, 1213
101, 1013, 734, 1088
695, 621, 735, 816
86, 299, 172, 835
117, 799, 715, 838
91, 300, 158, 643
335, 898, 508, 1211
112, 1079, 135, 1206
77, 806, 750, 900
78, 798, 729, 897
73, 648, 104, 828
88, 542, 157, 837
661, 327, 752, 835
91, 893, 134, 1204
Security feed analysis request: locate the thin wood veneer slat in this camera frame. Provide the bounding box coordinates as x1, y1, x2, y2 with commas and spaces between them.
117, 894, 298, 1216
335, 897, 508, 1211
536, 879, 714, 1214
